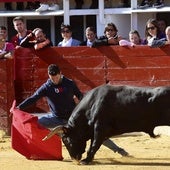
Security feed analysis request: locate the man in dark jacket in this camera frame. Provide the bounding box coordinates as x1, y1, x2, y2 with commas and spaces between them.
17, 64, 83, 128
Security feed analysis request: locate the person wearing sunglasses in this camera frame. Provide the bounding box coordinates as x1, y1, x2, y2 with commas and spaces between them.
58, 24, 81, 47
92, 22, 122, 47
144, 18, 170, 47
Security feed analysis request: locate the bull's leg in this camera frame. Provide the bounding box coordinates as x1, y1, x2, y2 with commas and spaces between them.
103, 139, 129, 156
81, 122, 106, 164
81, 138, 103, 165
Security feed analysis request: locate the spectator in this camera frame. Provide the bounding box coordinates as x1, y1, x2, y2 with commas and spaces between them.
119, 30, 143, 46
165, 26, 170, 42
145, 18, 170, 47
20, 28, 53, 50
11, 16, 33, 48
0, 26, 8, 40
58, 24, 80, 47
157, 19, 167, 38
93, 22, 122, 47
0, 34, 14, 59
80, 26, 97, 47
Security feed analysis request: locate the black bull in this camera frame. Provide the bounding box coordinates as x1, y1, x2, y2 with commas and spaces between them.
43, 85, 170, 164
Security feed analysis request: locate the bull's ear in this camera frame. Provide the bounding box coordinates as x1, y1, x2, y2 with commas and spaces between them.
42, 125, 66, 141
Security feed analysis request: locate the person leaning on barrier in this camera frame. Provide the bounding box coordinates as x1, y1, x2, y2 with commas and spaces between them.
20, 28, 53, 50
119, 30, 144, 46
144, 18, 170, 47
11, 16, 32, 48
92, 22, 122, 47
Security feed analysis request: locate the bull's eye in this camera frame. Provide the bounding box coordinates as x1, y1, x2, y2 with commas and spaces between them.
62, 137, 72, 147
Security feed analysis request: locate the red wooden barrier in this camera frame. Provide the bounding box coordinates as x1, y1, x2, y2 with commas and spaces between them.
1, 45, 170, 133
14, 45, 170, 112
0, 59, 14, 134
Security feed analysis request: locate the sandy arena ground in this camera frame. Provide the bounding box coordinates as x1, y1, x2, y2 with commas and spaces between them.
1, 127, 170, 170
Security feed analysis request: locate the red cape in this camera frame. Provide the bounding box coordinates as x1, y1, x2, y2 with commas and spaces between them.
10, 100, 63, 160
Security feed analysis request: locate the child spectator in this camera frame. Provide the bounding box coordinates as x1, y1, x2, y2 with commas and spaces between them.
119, 30, 143, 46
80, 26, 97, 47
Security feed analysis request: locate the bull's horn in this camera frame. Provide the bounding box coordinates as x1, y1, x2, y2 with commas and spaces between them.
42, 125, 64, 141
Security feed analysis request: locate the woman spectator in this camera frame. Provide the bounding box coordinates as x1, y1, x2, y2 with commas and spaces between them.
144, 18, 170, 47
58, 24, 80, 47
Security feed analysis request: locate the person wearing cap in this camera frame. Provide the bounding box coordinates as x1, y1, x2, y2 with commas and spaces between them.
17, 64, 83, 128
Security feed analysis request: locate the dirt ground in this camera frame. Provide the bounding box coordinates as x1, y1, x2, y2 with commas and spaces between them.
1, 127, 170, 170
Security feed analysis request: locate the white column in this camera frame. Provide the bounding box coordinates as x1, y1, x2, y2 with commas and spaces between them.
131, 0, 138, 9
63, 0, 70, 25
98, 0, 105, 24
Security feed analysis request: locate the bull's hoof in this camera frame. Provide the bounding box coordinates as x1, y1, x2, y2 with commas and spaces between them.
80, 159, 91, 165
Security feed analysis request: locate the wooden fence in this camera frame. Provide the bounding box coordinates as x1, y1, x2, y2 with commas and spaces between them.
1, 45, 170, 134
